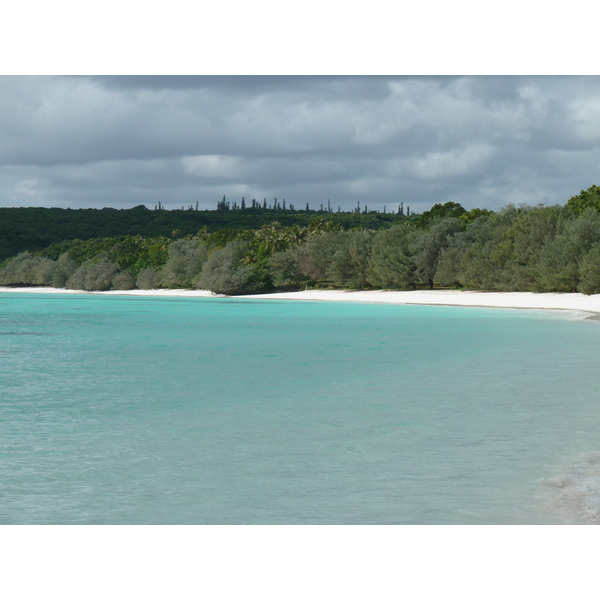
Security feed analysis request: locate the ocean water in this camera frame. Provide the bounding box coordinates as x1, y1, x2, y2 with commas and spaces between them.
1, 292, 600, 525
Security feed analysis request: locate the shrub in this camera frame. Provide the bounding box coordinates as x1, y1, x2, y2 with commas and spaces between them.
160, 239, 209, 288
136, 267, 162, 290
66, 256, 131, 291
198, 242, 271, 294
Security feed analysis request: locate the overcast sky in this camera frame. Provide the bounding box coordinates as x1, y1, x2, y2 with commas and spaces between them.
1, 75, 599, 214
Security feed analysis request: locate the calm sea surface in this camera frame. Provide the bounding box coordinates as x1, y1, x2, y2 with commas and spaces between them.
1, 292, 600, 524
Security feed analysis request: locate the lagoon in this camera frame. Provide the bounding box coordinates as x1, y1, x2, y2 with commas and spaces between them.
1, 291, 600, 524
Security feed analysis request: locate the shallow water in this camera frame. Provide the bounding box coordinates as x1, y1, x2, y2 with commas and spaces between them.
1, 292, 599, 524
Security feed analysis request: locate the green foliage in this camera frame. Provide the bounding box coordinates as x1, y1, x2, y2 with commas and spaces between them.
458, 207, 495, 224
198, 242, 272, 295
294, 233, 339, 282
253, 222, 290, 259
136, 267, 162, 290
578, 244, 600, 294
0, 251, 77, 287
366, 225, 417, 289
410, 217, 465, 288
50, 253, 78, 288
418, 202, 467, 227
0, 252, 50, 285
536, 209, 600, 292
159, 239, 209, 288
269, 249, 309, 289
66, 255, 132, 291
325, 230, 374, 289
39, 235, 171, 277
506, 204, 563, 291
108, 236, 170, 275
462, 209, 521, 290
207, 228, 255, 249
111, 270, 137, 290
5, 188, 600, 296
0, 206, 415, 262
566, 185, 600, 213
434, 225, 479, 288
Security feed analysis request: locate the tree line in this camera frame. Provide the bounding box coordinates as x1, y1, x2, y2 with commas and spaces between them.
0, 203, 416, 262
215, 194, 414, 216
3, 187, 600, 295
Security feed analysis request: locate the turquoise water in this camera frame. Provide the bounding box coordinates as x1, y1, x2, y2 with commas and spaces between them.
2, 292, 600, 524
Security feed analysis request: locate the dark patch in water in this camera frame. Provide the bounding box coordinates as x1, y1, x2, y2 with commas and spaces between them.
0, 332, 52, 336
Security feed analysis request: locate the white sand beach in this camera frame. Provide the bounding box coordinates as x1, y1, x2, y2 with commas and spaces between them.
3, 286, 600, 318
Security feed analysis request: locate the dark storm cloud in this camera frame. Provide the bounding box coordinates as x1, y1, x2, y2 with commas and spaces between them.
88, 75, 399, 99
1, 75, 600, 212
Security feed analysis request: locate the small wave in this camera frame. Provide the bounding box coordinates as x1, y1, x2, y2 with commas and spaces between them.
540, 451, 600, 524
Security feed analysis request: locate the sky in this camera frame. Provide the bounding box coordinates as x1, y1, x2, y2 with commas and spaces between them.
2, 75, 600, 215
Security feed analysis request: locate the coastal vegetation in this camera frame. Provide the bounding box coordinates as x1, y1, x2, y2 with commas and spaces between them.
3, 187, 600, 295
0, 200, 415, 262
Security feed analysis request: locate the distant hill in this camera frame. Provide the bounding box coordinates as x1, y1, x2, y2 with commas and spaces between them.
0, 206, 417, 261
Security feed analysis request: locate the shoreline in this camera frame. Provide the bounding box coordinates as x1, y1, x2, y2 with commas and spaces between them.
3, 286, 600, 319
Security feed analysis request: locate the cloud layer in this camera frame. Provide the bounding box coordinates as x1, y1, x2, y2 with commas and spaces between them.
2, 75, 600, 212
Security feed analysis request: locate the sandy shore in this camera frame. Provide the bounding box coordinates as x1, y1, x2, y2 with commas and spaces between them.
3, 286, 600, 318
241, 289, 600, 319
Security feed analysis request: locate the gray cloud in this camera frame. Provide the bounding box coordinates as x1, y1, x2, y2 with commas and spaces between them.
1, 75, 599, 212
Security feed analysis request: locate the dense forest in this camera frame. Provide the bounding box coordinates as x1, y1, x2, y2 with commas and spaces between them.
3, 186, 600, 295
0, 199, 416, 262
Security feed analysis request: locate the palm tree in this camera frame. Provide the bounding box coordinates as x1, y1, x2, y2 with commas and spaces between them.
308, 217, 325, 237
284, 225, 307, 246
255, 222, 288, 256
